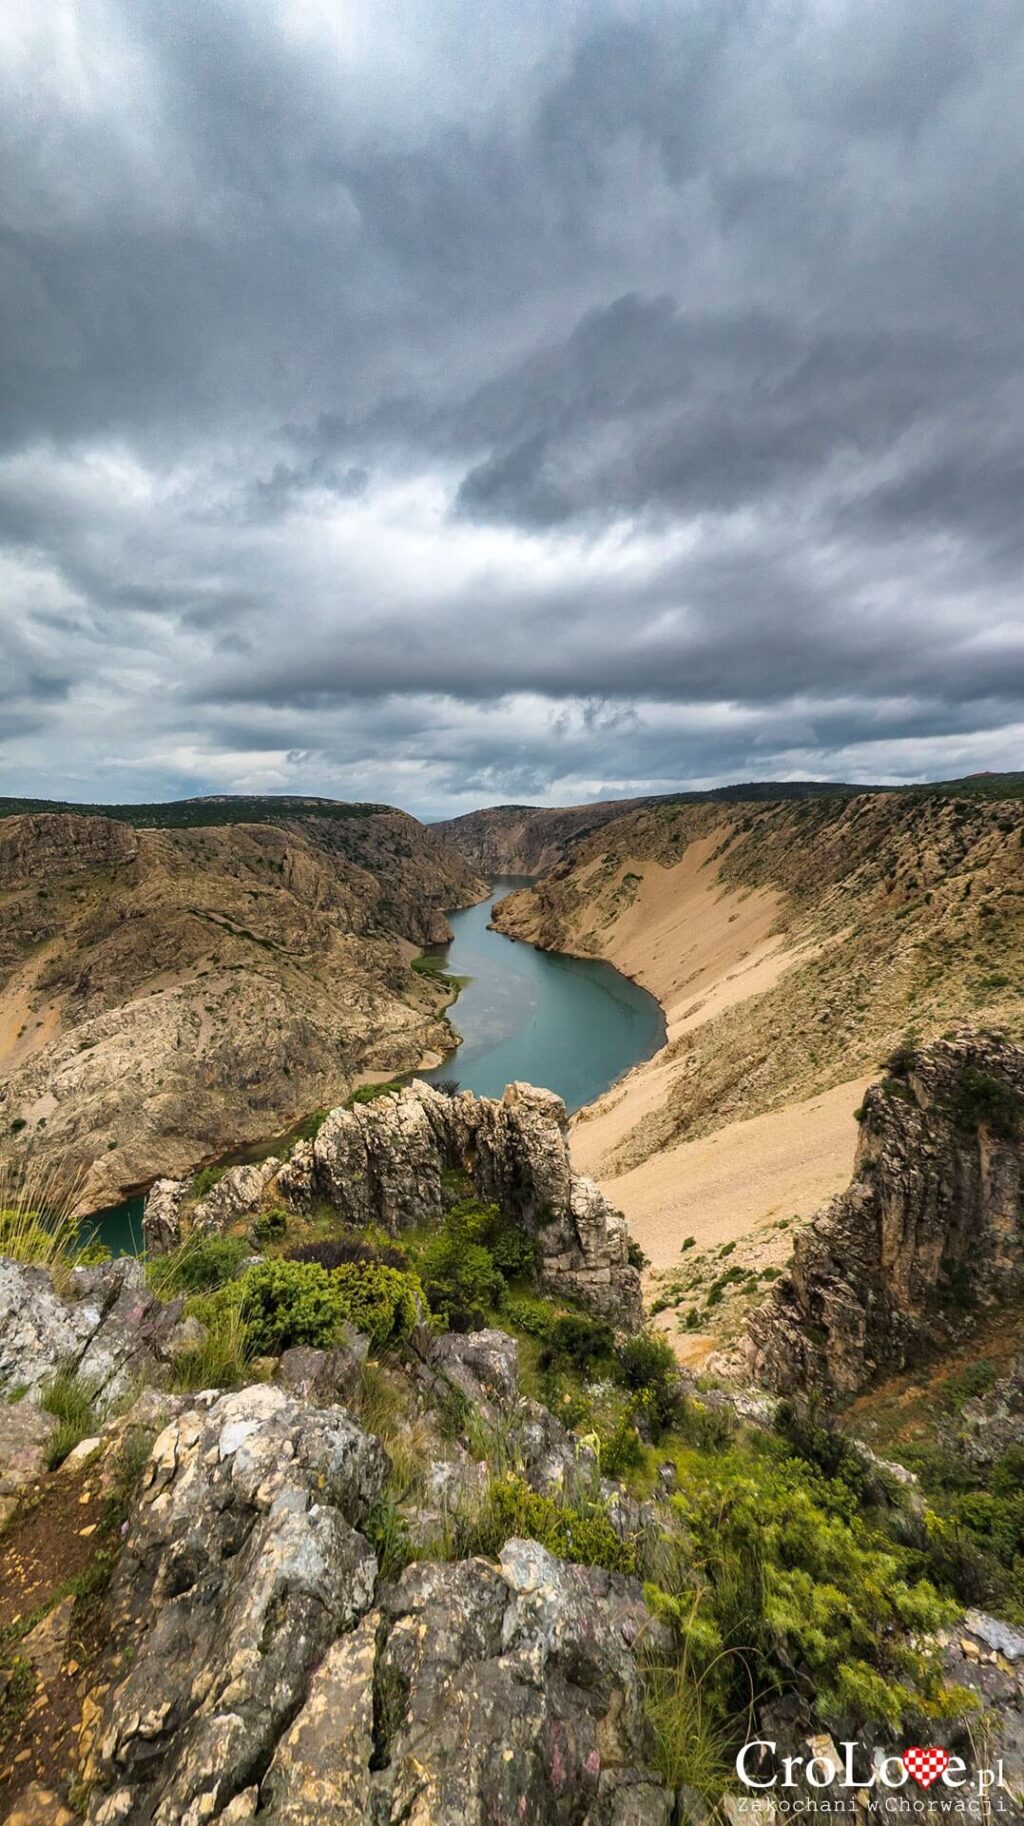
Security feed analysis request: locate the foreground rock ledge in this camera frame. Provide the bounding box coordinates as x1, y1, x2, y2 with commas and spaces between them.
82, 1384, 671, 1826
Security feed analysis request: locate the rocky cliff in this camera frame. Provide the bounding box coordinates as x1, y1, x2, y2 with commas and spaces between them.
147, 1079, 645, 1327
436, 799, 651, 876
747, 1032, 1024, 1399
0, 807, 485, 1210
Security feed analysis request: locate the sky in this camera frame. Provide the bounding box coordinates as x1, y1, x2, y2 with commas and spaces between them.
2, 0, 1023, 819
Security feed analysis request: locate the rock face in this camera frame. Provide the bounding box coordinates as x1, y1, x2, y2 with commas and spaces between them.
83, 1387, 670, 1826
0, 1256, 195, 1403
278, 1080, 644, 1326
748, 1033, 1024, 1399
84, 1385, 388, 1825
0, 806, 485, 1211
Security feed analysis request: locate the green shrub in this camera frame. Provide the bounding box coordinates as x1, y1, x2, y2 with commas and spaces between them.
253, 1207, 288, 1244
192, 1165, 227, 1200
543, 1313, 615, 1373
616, 1332, 684, 1438
345, 1080, 403, 1107
489, 1225, 539, 1278
150, 1234, 249, 1295
655, 1458, 959, 1734
238, 1256, 423, 1354
500, 1294, 557, 1338
330, 1260, 424, 1347
948, 1068, 1023, 1140
469, 1473, 637, 1575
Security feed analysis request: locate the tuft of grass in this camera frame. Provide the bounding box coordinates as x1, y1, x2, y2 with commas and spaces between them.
0, 1157, 88, 1277
39, 1368, 99, 1469
169, 1306, 252, 1392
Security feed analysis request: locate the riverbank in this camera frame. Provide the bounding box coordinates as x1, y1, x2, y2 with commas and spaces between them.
495, 832, 865, 1271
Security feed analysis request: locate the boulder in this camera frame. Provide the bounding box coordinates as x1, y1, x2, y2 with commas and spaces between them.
0, 1256, 188, 1404
427, 1328, 520, 1416
192, 1158, 282, 1232
0, 1398, 55, 1524
277, 1339, 365, 1407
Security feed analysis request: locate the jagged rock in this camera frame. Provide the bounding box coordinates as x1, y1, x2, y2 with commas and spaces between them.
277, 1339, 365, 1406
511, 1398, 599, 1499
85, 1384, 388, 1826
0, 1256, 189, 1404
303, 1081, 643, 1327
192, 1158, 282, 1232
0, 1398, 55, 1523
427, 1328, 521, 1417
143, 1178, 189, 1255
364, 1540, 673, 1826
748, 1033, 1024, 1398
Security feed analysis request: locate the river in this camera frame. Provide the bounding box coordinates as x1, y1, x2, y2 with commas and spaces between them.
82, 880, 665, 1252
418, 879, 665, 1112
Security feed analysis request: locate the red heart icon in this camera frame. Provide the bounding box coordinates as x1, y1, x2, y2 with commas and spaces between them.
903, 1747, 950, 1789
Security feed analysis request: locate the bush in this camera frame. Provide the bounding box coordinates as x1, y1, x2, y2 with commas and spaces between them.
542, 1313, 615, 1373
151, 1234, 249, 1295
469, 1473, 638, 1575
616, 1332, 684, 1438
286, 1236, 410, 1271
418, 1234, 503, 1325
500, 1294, 557, 1339
237, 1256, 424, 1354
330, 1261, 424, 1347
948, 1068, 1023, 1140
656, 1458, 959, 1735
253, 1207, 288, 1244
192, 1165, 227, 1200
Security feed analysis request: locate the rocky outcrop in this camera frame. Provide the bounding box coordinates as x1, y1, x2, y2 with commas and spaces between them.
961, 1351, 1024, 1466
277, 1080, 643, 1326
0, 806, 485, 1210
81, 1384, 670, 1826
748, 1033, 1024, 1399
83, 1385, 388, 1825
0, 812, 138, 895
0, 1256, 197, 1403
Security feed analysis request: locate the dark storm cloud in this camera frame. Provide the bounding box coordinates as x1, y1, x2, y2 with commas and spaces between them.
2, 0, 1024, 811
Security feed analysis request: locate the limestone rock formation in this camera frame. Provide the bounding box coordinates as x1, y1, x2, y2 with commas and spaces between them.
78, 1382, 671, 1826
274, 1080, 641, 1326
748, 1032, 1024, 1398
84, 1385, 388, 1825
0, 1256, 196, 1403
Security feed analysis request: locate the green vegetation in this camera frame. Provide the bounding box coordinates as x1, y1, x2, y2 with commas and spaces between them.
148, 1233, 249, 1296
189, 1255, 425, 1356
947, 1067, 1023, 1140
468, 1473, 638, 1575
0, 793, 389, 828
39, 1369, 99, 1469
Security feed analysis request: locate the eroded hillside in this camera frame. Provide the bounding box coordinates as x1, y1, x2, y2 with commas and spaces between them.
0, 807, 485, 1210
493, 791, 1024, 1263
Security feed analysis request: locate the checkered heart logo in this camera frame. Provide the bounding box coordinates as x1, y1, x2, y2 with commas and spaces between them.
902, 1747, 950, 1789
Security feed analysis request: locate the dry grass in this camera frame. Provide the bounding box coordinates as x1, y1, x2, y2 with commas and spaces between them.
0, 1156, 89, 1283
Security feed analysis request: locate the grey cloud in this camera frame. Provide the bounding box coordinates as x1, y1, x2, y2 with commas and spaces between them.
2, 0, 1024, 812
